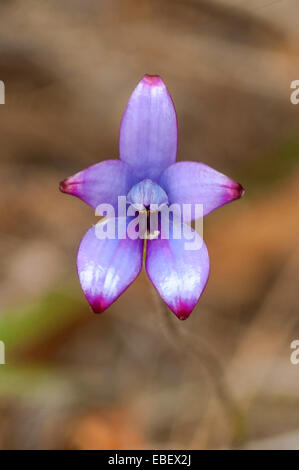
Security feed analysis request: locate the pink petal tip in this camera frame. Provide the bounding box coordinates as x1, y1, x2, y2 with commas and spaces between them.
142, 74, 164, 86
171, 302, 196, 321
88, 296, 109, 314
59, 178, 71, 194
234, 183, 245, 200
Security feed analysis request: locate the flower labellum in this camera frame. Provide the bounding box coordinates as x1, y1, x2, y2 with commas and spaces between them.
60, 74, 244, 319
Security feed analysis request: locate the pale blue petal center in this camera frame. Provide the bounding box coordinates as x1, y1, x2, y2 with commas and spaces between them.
127, 178, 168, 209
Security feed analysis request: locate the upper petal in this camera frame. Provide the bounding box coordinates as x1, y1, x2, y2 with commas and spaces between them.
60, 160, 137, 210
77, 220, 144, 313
146, 219, 209, 320
119, 75, 178, 181
159, 161, 244, 220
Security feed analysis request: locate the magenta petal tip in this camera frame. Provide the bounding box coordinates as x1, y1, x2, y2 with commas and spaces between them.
59, 178, 69, 193
87, 296, 109, 314
59, 177, 77, 195
174, 305, 193, 321
239, 184, 245, 198
142, 74, 164, 86
167, 296, 204, 320
233, 182, 245, 200
160, 295, 200, 321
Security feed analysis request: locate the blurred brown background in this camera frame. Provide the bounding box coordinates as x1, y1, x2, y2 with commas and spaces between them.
0, 0, 299, 450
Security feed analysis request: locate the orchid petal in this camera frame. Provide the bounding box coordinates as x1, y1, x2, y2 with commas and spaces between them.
77, 221, 143, 313
146, 219, 209, 319
119, 75, 178, 181
60, 160, 137, 210
159, 162, 244, 220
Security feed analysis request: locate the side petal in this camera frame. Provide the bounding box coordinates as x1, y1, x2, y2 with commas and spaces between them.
159, 161, 244, 220
60, 160, 137, 210
77, 221, 143, 313
146, 219, 209, 320
119, 75, 178, 181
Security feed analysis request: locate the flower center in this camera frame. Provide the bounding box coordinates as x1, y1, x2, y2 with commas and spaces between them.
127, 178, 168, 210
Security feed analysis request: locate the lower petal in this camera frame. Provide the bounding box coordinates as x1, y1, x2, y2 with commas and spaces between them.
77, 220, 144, 313
146, 219, 209, 319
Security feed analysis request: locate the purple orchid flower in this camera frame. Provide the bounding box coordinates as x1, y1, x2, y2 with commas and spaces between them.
60, 75, 244, 320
